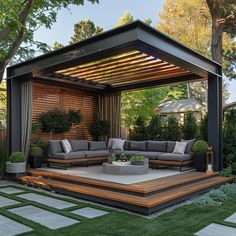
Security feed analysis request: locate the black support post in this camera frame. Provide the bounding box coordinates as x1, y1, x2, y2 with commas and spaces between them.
208, 73, 223, 171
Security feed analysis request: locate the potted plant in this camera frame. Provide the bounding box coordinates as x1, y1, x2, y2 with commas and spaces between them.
192, 140, 209, 172
130, 155, 146, 165
6, 152, 26, 174
90, 120, 110, 141
29, 146, 44, 168
108, 153, 116, 164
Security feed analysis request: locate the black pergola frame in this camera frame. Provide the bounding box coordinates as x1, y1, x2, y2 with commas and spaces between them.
7, 20, 223, 170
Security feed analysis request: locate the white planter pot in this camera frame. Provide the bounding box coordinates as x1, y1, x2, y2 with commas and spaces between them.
6, 161, 26, 174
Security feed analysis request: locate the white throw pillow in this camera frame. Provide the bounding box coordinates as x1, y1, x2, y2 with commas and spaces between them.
61, 139, 72, 153
108, 138, 121, 150
112, 139, 125, 151
173, 141, 188, 154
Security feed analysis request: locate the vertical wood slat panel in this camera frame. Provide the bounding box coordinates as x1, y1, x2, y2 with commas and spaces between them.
32, 82, 97, 142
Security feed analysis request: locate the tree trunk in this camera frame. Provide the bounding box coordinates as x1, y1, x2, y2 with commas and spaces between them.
211, 14, 223, 64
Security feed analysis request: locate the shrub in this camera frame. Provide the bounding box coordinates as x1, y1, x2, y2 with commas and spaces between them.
146, 114, 162, 140
219, 184, 236, 197
130, 155, 145, 162
181, 113, 198, 140
39, 108, 71, 134
193, 195, 220, 208
220, 166, 232, 177
68, 109, 84, 125
0, 139, 7, 178
90, 120, 110, 140
206, 189, 229, 202
162, 116, 181, 141
9, 152, 25, 163
128, 115, 147, 141
199, 113, 208, 141
31, 137, 47, 151
32, 122, 42, 134
30, 147, 43, 157
192, 140, 208, 154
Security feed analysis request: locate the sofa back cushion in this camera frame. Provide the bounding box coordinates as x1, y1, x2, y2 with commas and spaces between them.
182, 139, 196, 154
124, 140, 130, 150
147, 141, 167, 152
70, 140, 88, 151
49, 140, 63, 155
130, 141, 146, 151
89, 141, 107, 151
167, 141, 176, 153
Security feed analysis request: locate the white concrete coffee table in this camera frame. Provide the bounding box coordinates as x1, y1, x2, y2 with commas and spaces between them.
103, 159, 149, 175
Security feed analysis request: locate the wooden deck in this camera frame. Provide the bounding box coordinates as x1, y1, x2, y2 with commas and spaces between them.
20, 169, 231, 215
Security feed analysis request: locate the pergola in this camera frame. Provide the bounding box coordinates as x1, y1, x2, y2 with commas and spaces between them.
7, 20, 223, 170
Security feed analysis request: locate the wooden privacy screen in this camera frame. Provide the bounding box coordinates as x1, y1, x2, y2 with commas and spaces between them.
32, 82, 97, 142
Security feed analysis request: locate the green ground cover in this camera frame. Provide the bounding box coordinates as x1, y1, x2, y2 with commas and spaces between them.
0, 184, 236, 236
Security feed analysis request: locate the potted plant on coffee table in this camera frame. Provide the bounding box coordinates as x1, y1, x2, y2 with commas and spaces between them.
192, 140, 209, 172
6, 152, 26, 174
29, 146, 44, 168
130, 155, 146, 165
108, 153, 116, 164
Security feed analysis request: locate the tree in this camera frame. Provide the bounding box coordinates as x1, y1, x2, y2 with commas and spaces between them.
162, 116, 181, 141
199, 113, 208, 141
53, 41, 65, 50
146, 114, 162, 140
0, 0, 99, 83
206, 0, 236, 66
128, 115, 147, 141
70, 19, 103, 44
181, 113, 198, 140
116, 11, 134, 26
158, 0, 236, 80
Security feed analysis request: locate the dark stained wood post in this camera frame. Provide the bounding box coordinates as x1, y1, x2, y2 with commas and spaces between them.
208, 73, 223, 171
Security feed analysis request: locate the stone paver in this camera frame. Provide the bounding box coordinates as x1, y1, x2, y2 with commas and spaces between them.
0, 196, 20, 208
0, 215, 33, 236
0, 187, 24, 194
71, 207, 108, 219
225, 213, 236, 224
195, 223, 236, 236
9, 205, 79, 230
18, 193, 76, 209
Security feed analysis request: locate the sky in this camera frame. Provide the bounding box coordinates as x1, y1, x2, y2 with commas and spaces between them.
34, 0, 236, 103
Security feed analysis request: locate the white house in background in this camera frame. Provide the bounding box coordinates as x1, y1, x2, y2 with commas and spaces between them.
156, 98, 207, 123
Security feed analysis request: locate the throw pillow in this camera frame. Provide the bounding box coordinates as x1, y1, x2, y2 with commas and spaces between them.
108, 138, 121, 151
61, 139, 72, 153
112, 139, 125, 150
173, 141, 188, 154
181, 139, 196, 154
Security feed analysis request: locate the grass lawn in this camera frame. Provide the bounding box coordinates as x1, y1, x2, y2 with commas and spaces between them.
0, 184, 236, 236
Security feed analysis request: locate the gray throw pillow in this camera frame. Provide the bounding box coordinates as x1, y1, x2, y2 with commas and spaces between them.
167, 141, 176, 153
182, 139, 196, 154
49, 140, 63, 155
130, 141, 146, 151
70, 140, 88, 151
89, 141, 107, 151
147, 141, 167, 152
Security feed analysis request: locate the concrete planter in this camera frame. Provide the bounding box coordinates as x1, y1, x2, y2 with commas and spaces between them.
6, 161, 26, 174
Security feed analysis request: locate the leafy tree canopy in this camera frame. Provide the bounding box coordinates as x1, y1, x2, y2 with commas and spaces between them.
116, 11, 134, 26
0, 0, 99, 82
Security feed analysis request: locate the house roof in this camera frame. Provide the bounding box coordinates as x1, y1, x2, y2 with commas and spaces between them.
157, 98, 207, 114
224, 101, 236, 110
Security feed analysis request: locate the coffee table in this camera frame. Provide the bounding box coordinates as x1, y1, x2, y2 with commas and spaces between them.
103, 158, 149, 175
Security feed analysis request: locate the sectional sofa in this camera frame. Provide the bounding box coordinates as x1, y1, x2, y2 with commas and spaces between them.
47, 139, 194, 171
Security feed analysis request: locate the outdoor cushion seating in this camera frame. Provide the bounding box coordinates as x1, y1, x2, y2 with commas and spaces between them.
147, 141, 167, 152
157, 153, 192, 162
70, 140, 89, 151
137, 151, 162, 160
83, 150, 109, 158
130, 141, 146, 151
53, 152, 86, 160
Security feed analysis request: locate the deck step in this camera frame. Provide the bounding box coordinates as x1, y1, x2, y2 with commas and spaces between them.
27, 169, 219, 196
20, 175, 231, 215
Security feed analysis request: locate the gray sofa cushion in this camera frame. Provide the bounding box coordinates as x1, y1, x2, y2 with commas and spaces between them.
52, 151, 85, 160
182, 139, 196, 154
89, 141, 107, 151
157, 153, 192, 162
147, 141, 167, 152
124, 140, 130, 150
130, 141, 146, 151
167, 141, 176, 153
84, 150, 109, 158
70, 140, 88, 151
124, 150, 140, 157
138, 151, 162, 160
49, 140, 63, 155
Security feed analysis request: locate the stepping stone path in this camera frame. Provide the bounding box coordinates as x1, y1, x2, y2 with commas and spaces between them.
0, 187, 24, 194
0, 215, 33, 236
8, 205, 79, 230
225, 213, 236, 224
195, 223, 236, 236
0, 196, 19, 208
18, 193, 76, 209
71, 207, 108, 219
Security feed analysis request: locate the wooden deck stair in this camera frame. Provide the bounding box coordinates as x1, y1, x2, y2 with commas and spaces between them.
20, 170, 231, 215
